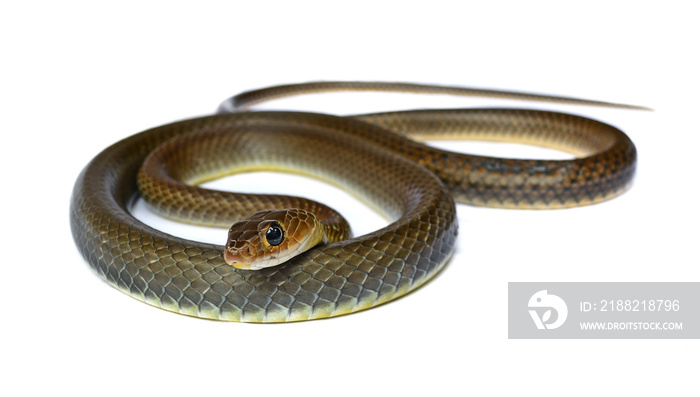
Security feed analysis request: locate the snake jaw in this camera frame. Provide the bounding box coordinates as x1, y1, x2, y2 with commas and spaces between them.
223, 249, 251, 270
224, 209, 326, 270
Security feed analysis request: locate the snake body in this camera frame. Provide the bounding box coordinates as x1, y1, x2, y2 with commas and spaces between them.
70, 82, 637, 322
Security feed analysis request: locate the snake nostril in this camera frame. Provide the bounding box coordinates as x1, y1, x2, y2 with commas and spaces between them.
223, 249, 238, 266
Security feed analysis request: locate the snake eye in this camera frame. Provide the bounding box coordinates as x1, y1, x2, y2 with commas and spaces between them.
265, 222, 284, 246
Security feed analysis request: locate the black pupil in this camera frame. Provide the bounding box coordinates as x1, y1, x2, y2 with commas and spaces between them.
266, 223, 284, 246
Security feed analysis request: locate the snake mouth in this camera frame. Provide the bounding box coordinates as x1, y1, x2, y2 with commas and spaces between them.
223, 250, 250, 269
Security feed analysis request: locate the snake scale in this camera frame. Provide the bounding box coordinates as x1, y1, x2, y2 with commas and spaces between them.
70, 82, 638, 322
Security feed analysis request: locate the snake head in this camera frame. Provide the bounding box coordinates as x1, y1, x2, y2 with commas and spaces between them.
224, 209, 325, 270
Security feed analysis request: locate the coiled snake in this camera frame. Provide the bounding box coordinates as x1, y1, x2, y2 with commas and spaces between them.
69, 82, 639, 322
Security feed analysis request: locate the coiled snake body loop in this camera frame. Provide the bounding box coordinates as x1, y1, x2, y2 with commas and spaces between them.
70, 82, 637, 322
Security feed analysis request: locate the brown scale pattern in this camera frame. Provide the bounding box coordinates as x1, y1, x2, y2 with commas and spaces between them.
71, 82, 638, 322
354, 109, 636, 208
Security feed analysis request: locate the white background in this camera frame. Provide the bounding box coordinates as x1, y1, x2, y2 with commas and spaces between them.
3, 1, 698, 395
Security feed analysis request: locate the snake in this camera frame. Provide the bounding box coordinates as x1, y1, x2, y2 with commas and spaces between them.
70, 81, 639, 322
